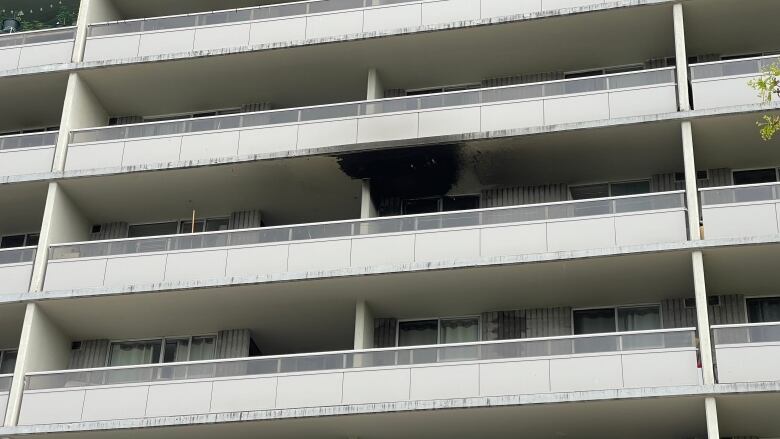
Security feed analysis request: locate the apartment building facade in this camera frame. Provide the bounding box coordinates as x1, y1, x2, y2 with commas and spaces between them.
0, 0, 778, 437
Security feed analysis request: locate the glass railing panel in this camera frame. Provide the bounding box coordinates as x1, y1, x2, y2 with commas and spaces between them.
419, 90, 481, 109
143, 15, 199, 33
614, 192, 684, 214
701, 184, 779, 206
0, 247, 36, 265
0, 132, 58, 151
89, 21, 143, 37
299, 103, 359, 122
359, 97, 419, 115
547, 199, 613, 219
0, 375, 12, 392
241, 110, 300, 127
607, 69, 675, 89
309, 0, 365, 14
251, 3, 309, 21
544, 77, 607, 97
482, 84, 544, 103
0, 27, 76, 48
24, 329, 695, 391
198, 9, 254, 26
690, 57, 780, 80
713, 323, 780, 345
290, 222, 354, 241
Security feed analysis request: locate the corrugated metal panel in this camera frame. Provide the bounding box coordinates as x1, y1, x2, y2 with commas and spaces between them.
700, 168, 733, 188
661, 295, 746, 328
216, 329, 251, 359
482, 307, 572, 341
651, 173, 684, 192
661, 298, 698, 328
229, 210, 263, 229
373, 318, 397, 348
241, 103, 273, 112
384, 89, 405, 98
89, 222, 129, 241
68, 340, 110, 369
481, 71, 564, 88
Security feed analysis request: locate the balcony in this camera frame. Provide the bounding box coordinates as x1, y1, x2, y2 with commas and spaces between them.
0, 28, 75, 71
690, 55, 779, 110
41, 191, 687, 292
0, 247, 35, 296
712, 322, 780, 384
0, 132, 58, 178
17, 328, 698, 426
64, 68, 678, 173
83, 0, 613, 62
700, 183, 780, 240
0, 374, 10, 423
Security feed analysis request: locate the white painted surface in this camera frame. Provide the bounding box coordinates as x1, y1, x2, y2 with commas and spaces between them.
549, 355, 623, 392
288, 240, 351, 272
547, 217, 615, 252
306, 11, 364, 39
414, 229, 481, 261
422, 0, 481, 25
276, 373, 343, 409
410, 364, 480, 400
716, 344, 780, 383
614, 211, 687, 246
0, 263, 33, 294
621, 351, 699, 388
210, 377, 277, 413
179, 131, 240, 161
0, 148, 55, 176
363, 4, 421, 32
351, 235, 415, 267
18, 390, 85, 425
0, 393, 7, 425
145, 382, 212, 417
81, 386, 148, 421
164, 250, 228, 283
481, 0, 542, 17
0, 47, 21, 71
137, 29, 195, 57
481, 100, 545, 132
544, 0, 605, 8
479, 360, 551, 396
122, 137, 181, 166
692, 76, 762, 110
64, 142, 124, 171
702, 204, 779, 239
357, 113, 420, 143
297, 119, 358, 149
103, 255, 167, 288
225, 245, 289, 278
193, 23, 250, 51
248, 17, 307, 45
43, 259, 106, 291
544, 93, 610, 125
418, 107, 481, 137
237, 125, 299, 155
84, 34, 140, 62
609, 86, 678, 118
480, 224, 547, 257
342, 369, 411, 404
18, 42, 74, 68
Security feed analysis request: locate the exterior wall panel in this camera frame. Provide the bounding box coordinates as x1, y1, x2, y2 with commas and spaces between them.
614, 211, 687, 246
608, 86, 678, 118
103, 255, 167, 288
692, 77, 762, 110
479, 360, 551, 396
164, 250, 228, 283
275, 373, 343, 409
81, 386, 149, 422
137, 30, 195, 57
409, 364, 480, 400
248, 18, 307, 45
210, 377, 277, 413
237, 125, 299, 156
549, 355, 623, 392
145, 382, 213, 417
716, 344, 780, 383
193, 24, 251, 51
84, 35, 140, 62
543, 94, 610, 125
122, 137, 181, 166
702, 204, 779, 239
18, 41, 74, 68
0, 263, 33, 294
421, 0, 481, 25
547, 217, 615, 252
363, 4, 422, 32
342, 369, 411, 404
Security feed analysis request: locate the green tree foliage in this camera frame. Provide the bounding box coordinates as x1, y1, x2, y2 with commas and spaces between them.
749, 62, 780, 141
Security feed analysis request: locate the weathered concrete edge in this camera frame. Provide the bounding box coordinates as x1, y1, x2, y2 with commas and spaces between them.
0, 0, 676, 81
0, 381, 777, 436
3, 101, 779, 187
6, 234, 779, 306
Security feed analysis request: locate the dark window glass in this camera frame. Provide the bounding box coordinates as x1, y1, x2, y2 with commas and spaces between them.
570, 184, 609, 200
564, 69, 604, 79
398, 320, 439, 347
574, 308, 616, 335
617, 306, 661, 332
0, 351, 17, 374
733, 169, 778, 185
610, 180, 651, 197
128, 222, 179, 238
205, 218, 230, 232
0, 235, 25, 248
442, 195, 480, 212
403, 198, 440, 215
25, 233, 39, 246
747, 297, 780, 323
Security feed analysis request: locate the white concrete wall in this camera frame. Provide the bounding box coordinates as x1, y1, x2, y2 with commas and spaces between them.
0, 147, 56, 177
692, 75, 763, 110
17, 347, 697, 425
701, 202, 780, 239
83, 0, 608, 62
43, 208, 686, 292
55, 73, 109, 172
0, 263, 34, 296
65, 83, 676, 172
0, 41, 73, 71
715, 343, 780, 383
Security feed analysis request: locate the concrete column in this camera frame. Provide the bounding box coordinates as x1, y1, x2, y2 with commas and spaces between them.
4, 303, 71, 426
681, 121, 702, 240
72, 0, 123, 62
52, 73, 109, 172
692, 251, 716, 385
673, 3, 691, 111
705, 397, 721, 439
354, 300, 375, 350
366, 68, 384, 100
360, 180, 377, 219
29, 183, 91, 293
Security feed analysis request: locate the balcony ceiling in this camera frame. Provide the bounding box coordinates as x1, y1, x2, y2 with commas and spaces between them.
685, 0, 780, 57
0, 302, 26, 349
703, 242, 780, 296
79, 3, 675, 119
0, 72, 68, 133
691, 110, 780, 172
0, 181, 48, 236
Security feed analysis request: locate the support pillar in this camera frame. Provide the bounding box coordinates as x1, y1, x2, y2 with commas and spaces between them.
360, 180, 377, 219
4, 303, 71, 426
705, 397, 721, 439
681, 121, 702, 239
673, 3, 691, 111
692, 251, 716, 385
366, 68, 384, 100
354, 300, 375, 350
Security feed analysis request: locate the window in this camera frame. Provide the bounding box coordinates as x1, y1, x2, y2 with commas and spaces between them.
128, 222, 179, 238
397, 317, 480, 347
732, 169, 778, 185
0, 350, 17, 374
747, 297, 780, 324
128, 217, 230, 238
180, 218, 230, 234
573, 305, 661, 335
564, 64, 643, 79
402, 195, 480, 215
570, 180, 650, 200
0, 233, 39, 249
684, 297, 720, 308
107, 336, 216, 367
405, 84, 480, 96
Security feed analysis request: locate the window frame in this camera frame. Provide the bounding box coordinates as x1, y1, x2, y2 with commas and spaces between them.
395, 315, 482, 347
730, 167, 780, 186
401, 194, 481, 215
0, 349, 18, 374
568, 179, 651, 200
105, 334, 217, 367
127, 216, 230, 238
0, 232, 40, 249
571, 304, 663, 335
744, 295, 780, 324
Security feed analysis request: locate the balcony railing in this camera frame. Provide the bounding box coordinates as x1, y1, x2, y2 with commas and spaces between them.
0, 27, 76, 48
25, 328, 696, 391
0, 132, 58, 152
0, 374, 11, 392
0, 247, 36, 265
699, 183, 780, 240
712, 322, 780, 345
689, 55, 780, 110
0, 132, 58, 177
49, 191, 686, 261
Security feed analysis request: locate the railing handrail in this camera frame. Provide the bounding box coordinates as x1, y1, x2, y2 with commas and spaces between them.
25, 327, 696, 377
48, 190, 685, 249
712, 321, 780, 329
0, 246, 37, 253
0, 130, 58, 140
68, 66, 676, 137
690, 54, 780, 68
0, 26, 77, 38
699, 181, 780, 192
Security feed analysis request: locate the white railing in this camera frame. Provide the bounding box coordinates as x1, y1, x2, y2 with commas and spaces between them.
25, 328, 696, 391
69, 67, 676, 146
0, 374, 11, 392
700, 182, 780, 206
49, 191, 686, 261
0, 27, 76, 48
712, 322, 780, 345
690, 54, 780, 81
0, 131, 58, 152
0, 246, 36, 265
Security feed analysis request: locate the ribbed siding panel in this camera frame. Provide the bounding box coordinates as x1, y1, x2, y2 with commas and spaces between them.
481, 184, 568, 208
700, 168, 733, 188
661, 298, 698, 328
114, 116, 143, 125
241, 103, 273, 112
651, 173, 684, 192
89, 222, 129, 241
481, 71, 564, 88
373, 318, 398, 348
229, 210, 263, 230
661, 295, 746, 328
384, 89, 405, 98
482, 307, 572, 341
68, 340, 110, 369
215, 329, 251, 359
